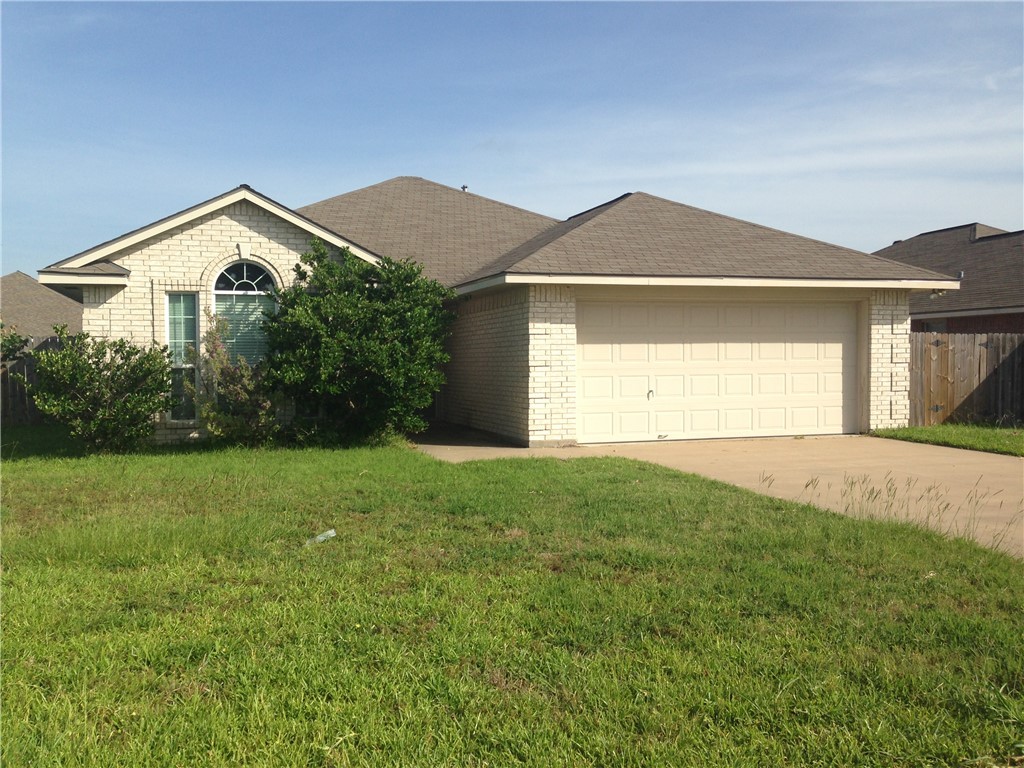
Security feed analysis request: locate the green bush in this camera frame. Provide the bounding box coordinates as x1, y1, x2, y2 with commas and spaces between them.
263, 239, 455, 441
188, 312, 279, 447
28, 326, 174, 453
1, 322, 31, 362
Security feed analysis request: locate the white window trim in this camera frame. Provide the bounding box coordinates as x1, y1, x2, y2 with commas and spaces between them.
166, 292, 199, 423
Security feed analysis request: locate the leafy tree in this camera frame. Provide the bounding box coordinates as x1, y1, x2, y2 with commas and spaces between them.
263, 239, 455, 440
28, 326, 174, 452
1, 322, 31, 362
187, 311, 279, 446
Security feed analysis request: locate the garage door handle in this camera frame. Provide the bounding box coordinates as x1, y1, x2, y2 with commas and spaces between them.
647, 389, 654, 400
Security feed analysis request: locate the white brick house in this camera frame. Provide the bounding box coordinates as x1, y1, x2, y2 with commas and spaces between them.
40, 177, 953, 446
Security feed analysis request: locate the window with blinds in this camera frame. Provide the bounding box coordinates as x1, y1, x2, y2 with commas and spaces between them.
213, 262, 276, 363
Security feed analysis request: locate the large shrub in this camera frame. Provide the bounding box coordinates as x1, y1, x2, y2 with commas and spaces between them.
187, 312, 279, 447
29, 326, 174, 452
263, 240, 455, 440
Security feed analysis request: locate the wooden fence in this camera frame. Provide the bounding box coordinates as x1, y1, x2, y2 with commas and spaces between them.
910, 332, 1024, 426
0, 337, 62, 426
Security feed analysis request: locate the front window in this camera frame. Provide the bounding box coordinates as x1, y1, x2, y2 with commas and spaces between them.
168, 293, 198, 420
213, 262, 276, 362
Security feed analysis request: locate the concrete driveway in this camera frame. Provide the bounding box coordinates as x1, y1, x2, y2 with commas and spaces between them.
416, 430, 1024, 558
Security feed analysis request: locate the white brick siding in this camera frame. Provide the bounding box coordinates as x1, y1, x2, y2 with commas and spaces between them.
441, 284, 578, 446
526, 285, 577, 445
867, 289, 911, 429
441, 287, 531, 442
80, 200, 316, 347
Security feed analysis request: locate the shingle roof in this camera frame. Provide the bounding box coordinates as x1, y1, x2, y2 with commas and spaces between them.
459, 192, 949, 286
39, 261, 131, 278
873, 224, 1024, 315
298, 177, 559, 286
0, 271, 83, 342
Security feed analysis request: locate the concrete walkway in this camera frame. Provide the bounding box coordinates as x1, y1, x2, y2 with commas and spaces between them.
416, 430, 1024, 558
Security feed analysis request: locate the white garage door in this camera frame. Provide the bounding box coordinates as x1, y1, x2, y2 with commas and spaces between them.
576, 301, 858, 443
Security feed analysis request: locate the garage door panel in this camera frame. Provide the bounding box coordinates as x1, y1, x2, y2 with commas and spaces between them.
724, 306, 754, 327
758, 373, 786, 395
654, 375, 684, 397
618, 376, 650, 399
724, 374, 753, 396
725, 410, 753, 431
791, 408, 820, 429
690, 342, 720, 361
652, 342, 683, 362
724, 342, 753, 361
654, 411, 685, 433
758, 409, 787, 429
617, 343, 649, 363
689, 306, 720, 327
581, 375, 614, 399
758, 306, 787, 327
758, 341, 786, 361
577, 301, 858, 443
690, 410, 720, 432
619, 305, 649, 328
580, 342, 613, 363
791, 372, 819, 395
618, 411, 651, 436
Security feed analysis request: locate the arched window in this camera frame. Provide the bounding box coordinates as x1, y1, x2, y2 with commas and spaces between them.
214, 262, 276, 361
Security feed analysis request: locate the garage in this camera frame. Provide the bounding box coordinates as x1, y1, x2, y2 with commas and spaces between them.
576, 299, 859, 443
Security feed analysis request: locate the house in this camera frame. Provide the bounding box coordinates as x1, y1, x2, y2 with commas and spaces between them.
873, 224, 1024, 332
0, 270, 84, 347
38, 177, 955, 445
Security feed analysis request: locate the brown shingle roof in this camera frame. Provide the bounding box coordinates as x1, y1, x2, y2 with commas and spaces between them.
298, 177, 558, 286
873, 224, 1024, 315
1, 271, 83, 342
460, 192, 949, 286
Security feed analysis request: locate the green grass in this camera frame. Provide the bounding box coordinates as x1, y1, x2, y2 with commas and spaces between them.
872, 423, 1024, 457
2, 434, 1023, 767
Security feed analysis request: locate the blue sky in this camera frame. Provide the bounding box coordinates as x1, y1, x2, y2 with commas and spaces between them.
2, 1, 1022, 277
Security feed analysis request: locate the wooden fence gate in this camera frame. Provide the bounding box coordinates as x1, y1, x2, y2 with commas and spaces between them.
910, 332, 1024, 426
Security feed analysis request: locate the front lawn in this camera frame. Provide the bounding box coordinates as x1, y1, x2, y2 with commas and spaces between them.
2, 439, 1022, 766
872, 423, 1024, 457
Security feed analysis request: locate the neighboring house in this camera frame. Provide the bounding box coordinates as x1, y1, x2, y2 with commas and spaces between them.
38, 177, 954, 445
0, 270, 84, 347
873, 224, 1024, 332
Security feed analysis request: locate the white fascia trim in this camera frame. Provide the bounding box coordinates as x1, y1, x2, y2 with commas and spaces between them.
38, 273, 128, 287
56, 188, 378, 270
913, 306, 1024, 320
455, 273, 960, 295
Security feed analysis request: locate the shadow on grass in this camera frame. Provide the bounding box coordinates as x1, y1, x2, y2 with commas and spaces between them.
0, 423, 402, 462
0, 424, 234, 462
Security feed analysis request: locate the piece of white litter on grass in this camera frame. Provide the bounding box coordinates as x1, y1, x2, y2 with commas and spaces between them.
305, 529, 337, 546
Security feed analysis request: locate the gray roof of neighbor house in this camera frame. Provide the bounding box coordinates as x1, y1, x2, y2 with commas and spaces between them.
0, 271, 83, 341
873, 224, 1024, 316
455, 191, 952, 287
299, 177, 560, 286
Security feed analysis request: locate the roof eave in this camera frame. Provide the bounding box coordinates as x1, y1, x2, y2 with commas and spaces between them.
454, 273, 960, 296
38, 271, 129, 287
45, 186, 380, 272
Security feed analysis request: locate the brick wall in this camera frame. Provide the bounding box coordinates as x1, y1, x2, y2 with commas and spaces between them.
526, 285, 577, 446
441, 287, 531, 442
441, 284, 579, 446
868, 289, 911, 429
